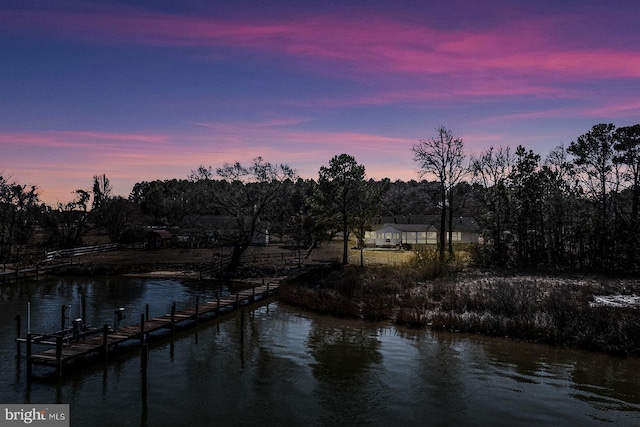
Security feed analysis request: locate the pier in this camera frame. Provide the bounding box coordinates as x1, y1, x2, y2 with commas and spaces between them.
15, 279, 280, 379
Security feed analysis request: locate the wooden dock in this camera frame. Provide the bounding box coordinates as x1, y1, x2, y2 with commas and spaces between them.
17, 279, 280, 378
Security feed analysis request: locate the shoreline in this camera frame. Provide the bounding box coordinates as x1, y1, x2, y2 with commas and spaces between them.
279, 265, 640, 357
26, 246, 640, 357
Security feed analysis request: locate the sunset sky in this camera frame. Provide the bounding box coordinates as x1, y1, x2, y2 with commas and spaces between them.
2, 0, 639, 206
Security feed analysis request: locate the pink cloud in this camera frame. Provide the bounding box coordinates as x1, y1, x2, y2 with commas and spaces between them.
472, 97, 640, 128
52, 131, 169, 144
2, 0, 638, 205
191, 120, 412, 151
0, 130, 178, 203
0, 130, 168, 148
6, 114, 617, 206
0, 132, 92, 149
580, 99, 640, 119
3, 3, 639, 101
1, 122, 420, 205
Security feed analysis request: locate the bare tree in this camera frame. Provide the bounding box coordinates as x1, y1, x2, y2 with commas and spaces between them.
351, 179, 383, 267
92, 174, 112, 211
471, 146, 514, 266
98, 196, 141, 243
412, 126, 466, 261
47, 190, 91, 248
188, 165, 214, 182
198, 157, 297, 270
541, 144, 577, 267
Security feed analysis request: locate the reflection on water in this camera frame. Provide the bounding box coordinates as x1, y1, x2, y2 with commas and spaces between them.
1, 277, 639, 426
308, 324, 385, 426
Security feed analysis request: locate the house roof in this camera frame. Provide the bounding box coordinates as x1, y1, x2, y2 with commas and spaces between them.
373, 215, 479, 232
147, 230, 173, 239
373, 223, 437, 232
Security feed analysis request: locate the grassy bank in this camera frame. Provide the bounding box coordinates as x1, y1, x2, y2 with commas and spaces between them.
279, 264, 640, 357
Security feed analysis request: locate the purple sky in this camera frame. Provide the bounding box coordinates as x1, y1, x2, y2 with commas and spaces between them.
2, 0, 639, 205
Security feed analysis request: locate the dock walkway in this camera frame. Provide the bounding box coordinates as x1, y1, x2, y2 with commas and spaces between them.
18, 279, 280, 378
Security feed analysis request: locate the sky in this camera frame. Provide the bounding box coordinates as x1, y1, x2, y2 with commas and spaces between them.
1, 0, 640, 206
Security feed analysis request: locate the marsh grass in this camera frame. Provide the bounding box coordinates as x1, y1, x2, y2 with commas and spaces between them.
280, 265, 640, 356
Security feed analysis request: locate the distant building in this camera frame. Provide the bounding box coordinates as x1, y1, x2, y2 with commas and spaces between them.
363, 215, 479, 248
145, 230, 173, 250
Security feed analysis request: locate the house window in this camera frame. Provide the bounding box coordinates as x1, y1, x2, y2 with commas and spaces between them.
427, 232, 437, 244
393, 233, 400, 239
446, 232, 461, 241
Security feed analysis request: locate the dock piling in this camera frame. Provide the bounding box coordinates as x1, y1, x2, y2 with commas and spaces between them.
141, 343, 148, 394
240, 308, 245, 342
141, 343, 148, 370
26, 332, 32, 379
140, 343, 149, 382
82, 295, 87, 328
21, 280, 280, 379
60, 305, 67, 332
102, 324, 109, 362
140, 313, 145, 345
170, 302, 176, 333
55, 335, 63, 378
15, 314, 21, 358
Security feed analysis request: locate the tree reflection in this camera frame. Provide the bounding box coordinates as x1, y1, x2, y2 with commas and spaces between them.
409, 332, 468, 425
307, 323, 385, 426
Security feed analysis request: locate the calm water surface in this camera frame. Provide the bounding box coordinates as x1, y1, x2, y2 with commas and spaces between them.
1, 276, 639, 426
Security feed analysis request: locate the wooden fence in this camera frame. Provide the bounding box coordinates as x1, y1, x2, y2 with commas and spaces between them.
0, 244, 120, 284
44, 243, 119, 261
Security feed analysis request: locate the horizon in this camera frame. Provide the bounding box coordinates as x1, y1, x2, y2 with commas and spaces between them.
2, 0, 639, 206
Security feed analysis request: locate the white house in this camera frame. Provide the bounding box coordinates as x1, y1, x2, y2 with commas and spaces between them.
363, 215, 479, 248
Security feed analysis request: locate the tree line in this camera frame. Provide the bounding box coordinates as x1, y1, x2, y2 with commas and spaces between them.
1, 123, 639, 273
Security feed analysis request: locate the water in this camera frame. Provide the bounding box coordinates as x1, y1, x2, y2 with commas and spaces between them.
1, 277, 640, 426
